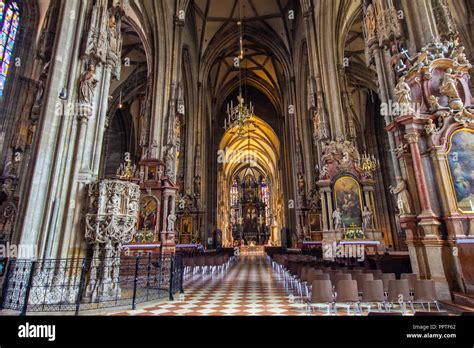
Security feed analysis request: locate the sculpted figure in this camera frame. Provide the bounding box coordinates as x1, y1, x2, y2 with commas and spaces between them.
108, 15, 118, 52
362, 206, 373, 230
395, 76, 412, 106
365, 4, 377, 39
440, 68, 460, 101
79, 64, 99, 104
168, 214, 177, 232
333, 208, 342, 231
390, 177, 414, 215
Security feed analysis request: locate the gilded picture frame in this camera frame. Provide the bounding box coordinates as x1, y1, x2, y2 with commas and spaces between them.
446, 128, 474, 214
333, 176, 363, 228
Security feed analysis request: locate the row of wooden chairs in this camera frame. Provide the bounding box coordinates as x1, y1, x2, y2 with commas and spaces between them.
306, 278, 440, 315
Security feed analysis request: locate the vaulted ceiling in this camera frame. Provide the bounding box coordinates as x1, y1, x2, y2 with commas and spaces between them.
219, 115, 281, 184
190, 0, 295, 102
191, 0, 294, 58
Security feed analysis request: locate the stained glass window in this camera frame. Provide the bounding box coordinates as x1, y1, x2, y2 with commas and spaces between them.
0, 1, 20, 97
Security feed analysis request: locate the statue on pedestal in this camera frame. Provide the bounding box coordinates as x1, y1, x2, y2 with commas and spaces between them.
332, 208, 342, 231
440, 68, 462, 110
79, 64, 99, 105
362, 206, 373, 230
167, 213, 177, 232
390, 177, 413, 215
394, 76, 412, 114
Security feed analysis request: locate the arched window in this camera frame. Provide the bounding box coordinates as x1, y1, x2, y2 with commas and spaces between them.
0, 1, 20, 97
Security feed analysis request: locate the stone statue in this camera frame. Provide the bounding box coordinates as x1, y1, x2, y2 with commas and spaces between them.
174, 116, 182, 145
428, 95, 441, 111
312, 110, 321, 140
394, 76, 412, 108
440, 68, 461, 108
79, 64, 99, 104
362, 206, 373, 230
332, 208, 342, 231
167, 213, 177, 232
108, 14, 119, 52
164, 145, 174, 176
194, 175, 201, 196
390, 177, 414, 215
297, 174, 306, 196
451, 45, 470, 66
32, 61, 50, 117
424, 119, 437, 135
319, 164, 329, 180
365, 3, 377, 39
1, 177, 14, 198
410, 47, 430, 72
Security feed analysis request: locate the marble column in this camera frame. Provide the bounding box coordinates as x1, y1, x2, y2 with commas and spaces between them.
320, 190, 328, 231
404, 132, 438, 223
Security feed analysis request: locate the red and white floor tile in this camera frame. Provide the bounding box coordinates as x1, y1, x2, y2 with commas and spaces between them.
109, 256, 308, 316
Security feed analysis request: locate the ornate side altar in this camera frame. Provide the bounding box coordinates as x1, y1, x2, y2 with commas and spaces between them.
122, 158, 178, 255
316, 136, 385, 249
385, 37, 474, 298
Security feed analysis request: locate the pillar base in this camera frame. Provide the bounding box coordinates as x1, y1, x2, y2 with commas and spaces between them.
161, 231, 176, 254
422, 238, 452, 301
418, 217, 441, 238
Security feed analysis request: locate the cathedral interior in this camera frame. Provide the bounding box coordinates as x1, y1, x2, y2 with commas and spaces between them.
0, 0, 474, 322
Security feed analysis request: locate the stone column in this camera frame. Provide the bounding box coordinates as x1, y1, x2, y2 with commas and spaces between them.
326, 191, 334, 231
373, 48, 403, 178
400, 0, 439, 51
404, 132, 440, 230
17, 0, 90, 257
320, 190, 328, 231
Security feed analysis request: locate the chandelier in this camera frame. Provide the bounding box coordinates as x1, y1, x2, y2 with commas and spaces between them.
360, 152, 380, 174
225, 95, 254, 135
224, 0, 254, 135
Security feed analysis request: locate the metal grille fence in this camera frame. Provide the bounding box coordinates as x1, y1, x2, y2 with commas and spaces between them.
0, 253, 184, 315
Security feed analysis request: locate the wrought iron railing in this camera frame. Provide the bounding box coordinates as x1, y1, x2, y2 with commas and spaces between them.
0, 253, 184, 315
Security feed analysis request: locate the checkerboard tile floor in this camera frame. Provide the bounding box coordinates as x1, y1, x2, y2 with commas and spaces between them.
109, 256, 308, 316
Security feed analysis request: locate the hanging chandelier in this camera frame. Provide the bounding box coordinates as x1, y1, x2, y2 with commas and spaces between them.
225, 95, 254, 135
224, 0, 254, 135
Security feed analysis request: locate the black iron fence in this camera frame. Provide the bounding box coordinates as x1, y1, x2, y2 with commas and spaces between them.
0, 253, 184, 315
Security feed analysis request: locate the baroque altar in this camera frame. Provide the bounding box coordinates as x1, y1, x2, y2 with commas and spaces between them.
316, 136, 385, 249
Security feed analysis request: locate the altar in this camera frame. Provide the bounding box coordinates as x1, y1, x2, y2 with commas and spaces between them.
240, 244, 265, 256
304, 137, 386, 250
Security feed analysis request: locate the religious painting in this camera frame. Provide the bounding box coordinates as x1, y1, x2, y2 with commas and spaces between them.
147, 166, 157, 181
181, 216, 192, 235
333, 176, 363, 228
138, 196, 158, 237
447, 129, 474, 213
308, 213, 321, 232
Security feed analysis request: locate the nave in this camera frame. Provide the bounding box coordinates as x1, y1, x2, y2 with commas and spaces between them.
110, 253, 446, 317
111, 255, 305, 316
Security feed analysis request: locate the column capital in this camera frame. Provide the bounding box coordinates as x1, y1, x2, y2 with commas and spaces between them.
404, 132, 420, 144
